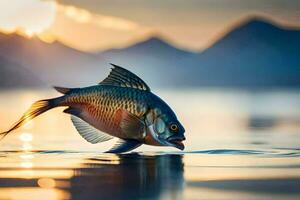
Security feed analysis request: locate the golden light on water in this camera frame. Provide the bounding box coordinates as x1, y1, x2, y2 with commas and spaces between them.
19, 133, 33, 142
20, 154, 34, 160
0, 170, 74, 179
0, 188, 70, 200
19, 121, 34, 151
22, 143, 33, 151
19, 140, 34, 174
38, 178, 56, 188
21, 162, 33, 168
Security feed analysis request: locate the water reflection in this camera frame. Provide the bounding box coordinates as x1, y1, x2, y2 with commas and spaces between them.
70, 154, 184, 200
248, 116, 277, 130
0, 154, 184, 200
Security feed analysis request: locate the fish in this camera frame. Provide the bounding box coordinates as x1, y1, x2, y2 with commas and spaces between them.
0, 64, 185, 153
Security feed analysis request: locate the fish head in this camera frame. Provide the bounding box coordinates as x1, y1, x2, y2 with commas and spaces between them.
145, 108, 186, 150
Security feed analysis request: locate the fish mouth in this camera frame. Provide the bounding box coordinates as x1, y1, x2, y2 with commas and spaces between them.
167, 136, 185, 150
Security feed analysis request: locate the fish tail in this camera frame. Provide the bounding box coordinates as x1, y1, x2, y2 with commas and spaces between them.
0, 97, 62, 141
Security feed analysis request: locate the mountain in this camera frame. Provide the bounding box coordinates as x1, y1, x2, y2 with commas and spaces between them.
189, 16, 300, 88
0, 33, 107, 87
0, 16, 299, 89
100, 36, 197, 87
0, 55, 43, 88
103, 37, 192, 58
100, 16, 300, 89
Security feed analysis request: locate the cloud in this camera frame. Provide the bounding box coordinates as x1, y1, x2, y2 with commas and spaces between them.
0, 0, 151, 51
58, 4, 140, 31
43, 3, 152, 51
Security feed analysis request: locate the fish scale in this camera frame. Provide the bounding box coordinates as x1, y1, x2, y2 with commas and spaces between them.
62, 85, 149, 138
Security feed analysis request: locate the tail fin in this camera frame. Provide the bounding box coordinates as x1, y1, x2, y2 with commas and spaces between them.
0, 98, 59, 141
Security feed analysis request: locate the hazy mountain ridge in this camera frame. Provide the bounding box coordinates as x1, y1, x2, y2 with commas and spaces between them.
0, 55, 43, 88
0, 33, 107, 87
102, 37, 194, 57
100, 16, 300, 88
0, 16, 299, 89
100, 37, 197, 87
191, 17, 300, 88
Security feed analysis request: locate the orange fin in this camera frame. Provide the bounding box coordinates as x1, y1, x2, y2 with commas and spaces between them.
0, 98, 58, 141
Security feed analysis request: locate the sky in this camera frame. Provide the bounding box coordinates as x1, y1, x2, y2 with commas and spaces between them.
0, 0, 299, 52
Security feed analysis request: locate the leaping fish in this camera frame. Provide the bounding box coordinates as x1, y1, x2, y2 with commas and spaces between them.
0, 64, 185, 153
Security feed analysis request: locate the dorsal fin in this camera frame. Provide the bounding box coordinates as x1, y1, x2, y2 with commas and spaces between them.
99, 64, 150, 91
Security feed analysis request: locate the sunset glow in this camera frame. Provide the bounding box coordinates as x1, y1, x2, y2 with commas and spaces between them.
0, 0, 56, 37
56, 4, 143, 35
0, 0, 299, 51
0, 1, 299, 200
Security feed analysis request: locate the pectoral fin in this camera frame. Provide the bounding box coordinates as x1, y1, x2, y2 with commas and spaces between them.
71, 115, 114, 144
115, 109, 145, 139
106, 139, 142, 153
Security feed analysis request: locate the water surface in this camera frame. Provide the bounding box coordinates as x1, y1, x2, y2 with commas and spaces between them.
0, 89, 299, 200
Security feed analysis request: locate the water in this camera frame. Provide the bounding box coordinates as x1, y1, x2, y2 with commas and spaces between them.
0, 89, 299, 200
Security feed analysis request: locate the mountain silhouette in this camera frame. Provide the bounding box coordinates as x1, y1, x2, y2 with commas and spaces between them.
189, 16, 300, 88
100, 36, 196, 87
0, 16, 299, 89
0, 33, 106, 87
100, 16, 300, 88
103, 36, 192, 57
0, 55, 43, 88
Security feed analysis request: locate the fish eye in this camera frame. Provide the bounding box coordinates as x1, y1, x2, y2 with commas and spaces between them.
169, 123, 179, 132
